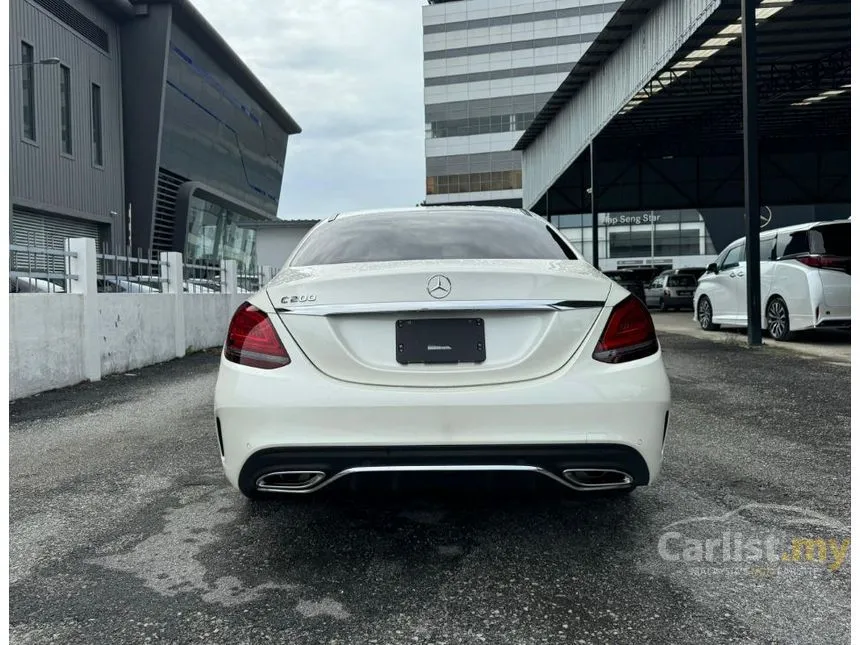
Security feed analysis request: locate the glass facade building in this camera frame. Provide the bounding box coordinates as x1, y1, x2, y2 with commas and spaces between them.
154, 25, 291, 269
162, 26, 288, 218
422, 0, 621, 206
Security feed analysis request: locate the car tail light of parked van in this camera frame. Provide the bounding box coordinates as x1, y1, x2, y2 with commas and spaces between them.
796, 255, 850, 273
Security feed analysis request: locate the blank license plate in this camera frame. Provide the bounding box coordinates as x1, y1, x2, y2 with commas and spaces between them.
396, 318, 486, 365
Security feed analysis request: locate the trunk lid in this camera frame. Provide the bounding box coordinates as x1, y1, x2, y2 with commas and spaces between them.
266, 259, 612, 387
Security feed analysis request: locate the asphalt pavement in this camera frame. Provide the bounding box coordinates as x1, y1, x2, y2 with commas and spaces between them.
9, 334, 851, 645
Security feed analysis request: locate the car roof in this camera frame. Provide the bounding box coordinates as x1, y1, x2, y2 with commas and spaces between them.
727, 218, 850, 247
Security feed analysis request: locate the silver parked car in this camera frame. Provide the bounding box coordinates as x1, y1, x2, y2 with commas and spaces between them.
645, 273, 698, 311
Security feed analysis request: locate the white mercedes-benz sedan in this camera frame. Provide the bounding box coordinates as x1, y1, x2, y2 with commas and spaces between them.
214, 207, 671, 499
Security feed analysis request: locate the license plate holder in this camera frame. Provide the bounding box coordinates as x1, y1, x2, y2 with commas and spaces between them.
396, 318, 486, 365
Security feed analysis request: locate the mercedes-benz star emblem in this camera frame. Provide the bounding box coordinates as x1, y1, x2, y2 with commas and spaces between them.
427, 274, 452, 299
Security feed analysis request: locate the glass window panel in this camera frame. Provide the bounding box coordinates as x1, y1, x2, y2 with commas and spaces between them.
91, 84, 103, 166
60, 65, 72, 154
291, 210, 577, 265
21, 42, 36, 140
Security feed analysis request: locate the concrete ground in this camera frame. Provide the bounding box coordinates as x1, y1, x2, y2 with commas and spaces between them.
653, 311, 851, 365
10, 334, 850, 645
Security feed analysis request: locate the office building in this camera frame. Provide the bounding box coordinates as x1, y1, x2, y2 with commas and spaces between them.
422, 0, 620, 207
9, 0, 300, 271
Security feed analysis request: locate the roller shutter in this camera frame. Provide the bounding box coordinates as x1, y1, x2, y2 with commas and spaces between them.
11, 209, 103, 273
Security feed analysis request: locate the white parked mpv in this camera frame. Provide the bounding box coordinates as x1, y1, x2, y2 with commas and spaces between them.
694, 219, 850, 340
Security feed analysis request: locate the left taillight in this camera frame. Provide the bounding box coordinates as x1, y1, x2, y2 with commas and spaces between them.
224, 302, 291, 369
592, 295, 659, 364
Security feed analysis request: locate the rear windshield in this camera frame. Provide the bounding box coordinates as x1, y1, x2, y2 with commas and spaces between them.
810, 223, 850, 256
668, 275, 697, 287
290, 212, 577, 265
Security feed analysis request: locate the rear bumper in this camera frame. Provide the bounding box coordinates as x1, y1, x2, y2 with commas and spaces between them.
662, 296, 694, 308
238, 443, 654, 496
214, 348, 671, 494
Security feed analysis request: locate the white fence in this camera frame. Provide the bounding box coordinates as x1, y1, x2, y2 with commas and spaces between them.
9, 238, 277, 400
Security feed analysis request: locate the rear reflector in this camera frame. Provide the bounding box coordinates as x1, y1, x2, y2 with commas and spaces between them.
224, 302, 291, 369
592, 295, 659, 364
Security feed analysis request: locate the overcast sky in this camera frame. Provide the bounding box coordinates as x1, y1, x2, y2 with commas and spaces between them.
193, 0, 427, 220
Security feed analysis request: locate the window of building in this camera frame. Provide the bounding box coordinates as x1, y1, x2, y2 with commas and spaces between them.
91, 83, 103, 166
21, 42, 36, 140
427, 112, 536, 139
186, 196, 259, 271
425, 170, 522, 195
60, 65, 72, 154
608, 229, 701, 258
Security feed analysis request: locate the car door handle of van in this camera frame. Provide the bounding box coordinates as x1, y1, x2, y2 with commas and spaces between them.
736, 271, 745, 277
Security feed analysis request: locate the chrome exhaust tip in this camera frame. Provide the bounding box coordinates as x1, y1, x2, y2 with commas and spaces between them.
561, 468, 633, 491
256, 470, 326, 492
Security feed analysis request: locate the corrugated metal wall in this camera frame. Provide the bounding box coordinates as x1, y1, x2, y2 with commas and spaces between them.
521, 0, 720, 209
9, 0, 124, 231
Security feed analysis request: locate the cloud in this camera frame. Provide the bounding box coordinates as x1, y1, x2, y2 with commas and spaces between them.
191, 0, 427, 219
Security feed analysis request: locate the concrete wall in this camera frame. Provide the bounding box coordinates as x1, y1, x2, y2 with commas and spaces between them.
10, 291, 244, 400
99, 294, 178, 375
10, 241, 261, 400
10, 294, 86, 399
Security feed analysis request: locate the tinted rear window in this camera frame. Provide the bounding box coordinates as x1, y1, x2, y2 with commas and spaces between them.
668, 275, 697, 287
290, 212, 577, 265
810, 223, 850, 256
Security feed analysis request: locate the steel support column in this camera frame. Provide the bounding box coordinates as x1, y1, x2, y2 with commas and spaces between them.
590, 142, 599, 269
742, 0, 762, 346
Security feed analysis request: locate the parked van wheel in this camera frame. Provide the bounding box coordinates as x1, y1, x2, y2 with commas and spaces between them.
697, 297, 719, 331
766, 296, 793, 341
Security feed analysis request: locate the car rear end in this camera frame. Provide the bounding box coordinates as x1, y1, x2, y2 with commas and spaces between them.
214, 208, 671, 498
802, 222, 851, 328
663, 274, 697, 309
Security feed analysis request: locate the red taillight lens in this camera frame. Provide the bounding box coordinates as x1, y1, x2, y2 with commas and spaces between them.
593, 295, 659, 364
796, 255, 849, 272
224, 302, 291, 369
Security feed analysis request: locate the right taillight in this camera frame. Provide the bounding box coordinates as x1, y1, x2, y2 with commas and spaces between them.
224, 302, 291, 369
592, 295, 659, 364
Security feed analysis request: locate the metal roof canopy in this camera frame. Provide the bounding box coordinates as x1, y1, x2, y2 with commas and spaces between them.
515, 0, 850, 215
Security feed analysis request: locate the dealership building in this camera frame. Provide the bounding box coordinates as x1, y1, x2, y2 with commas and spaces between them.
421, 0, 847, 268
9, 0, 300, 270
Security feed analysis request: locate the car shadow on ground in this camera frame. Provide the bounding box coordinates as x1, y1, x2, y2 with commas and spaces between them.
226, 473, 656, 581
719, 325, 851, 345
